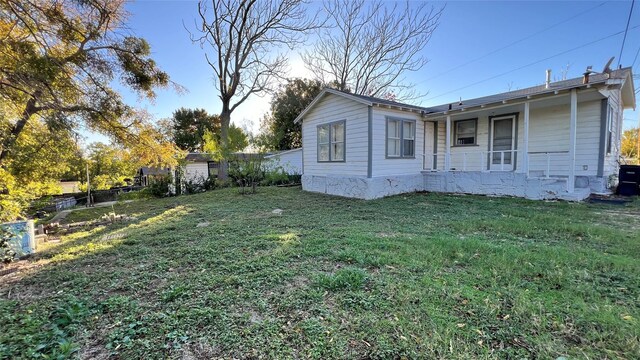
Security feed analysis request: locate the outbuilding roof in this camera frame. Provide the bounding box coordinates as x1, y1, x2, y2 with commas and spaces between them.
184, 153, 213, 162
139, 167, 171, 176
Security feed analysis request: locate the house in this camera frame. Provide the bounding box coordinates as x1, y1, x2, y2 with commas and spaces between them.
134, 167, 171, 186
183, 153, 218, 183
295, 67, 635, 201
264, 148, 303, 175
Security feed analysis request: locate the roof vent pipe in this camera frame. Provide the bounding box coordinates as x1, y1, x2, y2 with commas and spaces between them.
583, 66, 593, 84
545, 69, 551, 89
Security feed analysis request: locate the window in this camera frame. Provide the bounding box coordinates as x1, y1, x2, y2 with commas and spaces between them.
386, 118, 415, 158
207, 161, 219, 178
606, 105, 614, 155
454, 119, 477, 145
318, 120, 345, 162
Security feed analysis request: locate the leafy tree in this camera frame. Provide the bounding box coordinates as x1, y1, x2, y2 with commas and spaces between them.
168, 108, 220, 152
0, 118, 83, 221
303, 0, 442, 100
0, 0, 172, 168
622, 127, 639, 163
192, 0, 317, 178
203, 124, 249, 161
86, 142, 140, 190
261, 79, 323, 150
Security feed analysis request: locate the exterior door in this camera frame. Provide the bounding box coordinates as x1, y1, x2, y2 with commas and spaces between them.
490, 116, 515, 171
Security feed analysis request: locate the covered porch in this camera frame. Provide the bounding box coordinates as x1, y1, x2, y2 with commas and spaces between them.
421, 86, 609, 195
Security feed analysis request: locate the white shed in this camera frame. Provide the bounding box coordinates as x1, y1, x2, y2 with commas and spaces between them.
183, 153, 217, 183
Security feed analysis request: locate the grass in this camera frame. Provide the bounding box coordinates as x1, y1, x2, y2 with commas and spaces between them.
1, 187, 639, 359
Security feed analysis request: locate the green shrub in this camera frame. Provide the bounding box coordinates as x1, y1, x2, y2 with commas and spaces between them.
228, 156, 265, 194
183, 178, 204, 194
1, 227, 17, 263
147, 175, 171, 197
0, 298, 87, 358
262, 167, 302, 186
262, 167, 290, 186
214, 178, 231, 189
183, 175, 221, 194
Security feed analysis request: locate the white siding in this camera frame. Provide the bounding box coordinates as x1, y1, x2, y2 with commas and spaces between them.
371, 107, 424, 176
603, 88, 623, 178
575, 100, 602, 176
528, 101, 601, 176
265, 149, 303, 175
302, 94, 369, 176
185, 162, 209, 182
428, 98, 603, 176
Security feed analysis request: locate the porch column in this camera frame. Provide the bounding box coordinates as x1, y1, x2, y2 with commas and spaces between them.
445, 115, 451, 170
522, 102, 530, 174
568, 89, 577, 192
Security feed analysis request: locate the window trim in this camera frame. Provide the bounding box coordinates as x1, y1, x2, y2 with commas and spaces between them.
207, 161, 219, 178
317, 120, 346, 162
606, 104, 614, 155
385, 117, 416, 159
452, 118, 478, 147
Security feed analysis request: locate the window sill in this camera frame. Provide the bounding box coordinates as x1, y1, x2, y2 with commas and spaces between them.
385, 156, 416, 159
451, 144, 479, 148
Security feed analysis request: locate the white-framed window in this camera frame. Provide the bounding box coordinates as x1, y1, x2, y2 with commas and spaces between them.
454, 119, 477, 145
317, 120, 345, 162
606, 104, 614, 155
386, 118, 415, 158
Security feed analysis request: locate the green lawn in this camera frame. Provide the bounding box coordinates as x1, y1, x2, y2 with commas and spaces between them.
1, 187, 639, 359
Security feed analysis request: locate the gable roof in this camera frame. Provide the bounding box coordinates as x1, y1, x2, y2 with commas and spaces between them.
294, 67, 635, 122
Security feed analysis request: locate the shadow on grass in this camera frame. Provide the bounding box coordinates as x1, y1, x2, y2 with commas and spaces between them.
0, 187, 639, 359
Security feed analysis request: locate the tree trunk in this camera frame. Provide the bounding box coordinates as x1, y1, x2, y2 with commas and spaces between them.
0, 95, 38, 169
218, 103, 231, 180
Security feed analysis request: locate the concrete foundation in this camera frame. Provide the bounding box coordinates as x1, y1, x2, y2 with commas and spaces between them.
302, 174, 424, 200
422, 171, 591, 201
303, 171, 600, 201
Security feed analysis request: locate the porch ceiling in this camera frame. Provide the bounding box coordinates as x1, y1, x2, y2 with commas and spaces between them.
427, 89, 605, 122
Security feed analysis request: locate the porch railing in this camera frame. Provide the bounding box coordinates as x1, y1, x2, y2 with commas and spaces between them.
526, 151, 569, 178
423, 150, 569, 179
423, 150, 519, 172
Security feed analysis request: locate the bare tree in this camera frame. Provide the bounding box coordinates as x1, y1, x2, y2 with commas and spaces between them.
303, 0, 442, 101
191, 0, 317, 179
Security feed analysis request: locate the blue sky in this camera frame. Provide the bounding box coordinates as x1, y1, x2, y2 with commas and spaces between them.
88, 0, 640, 144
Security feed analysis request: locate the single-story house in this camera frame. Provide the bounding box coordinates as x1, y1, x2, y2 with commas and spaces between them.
183, 153, 218, 183
295, 66, 635, 201
134, 167, 171, 186
264, 148, 303, 175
